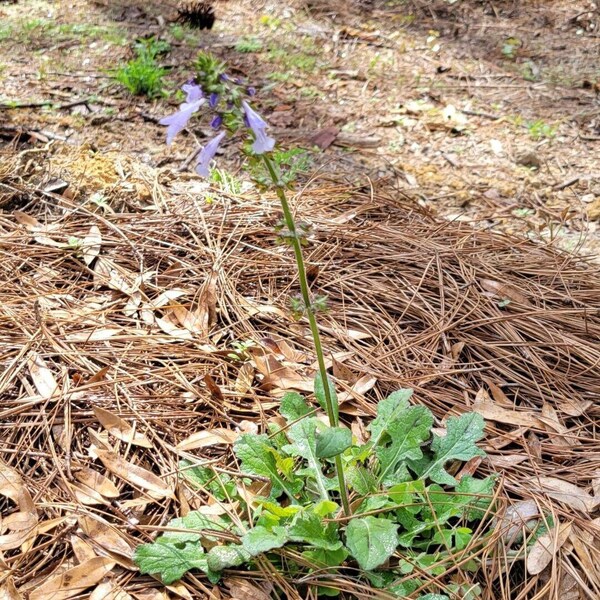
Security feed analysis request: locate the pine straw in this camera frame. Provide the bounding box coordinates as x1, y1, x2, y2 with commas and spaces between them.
1, 149, 600, 599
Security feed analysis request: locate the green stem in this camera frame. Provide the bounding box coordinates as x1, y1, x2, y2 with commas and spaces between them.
262, 154, 351, 517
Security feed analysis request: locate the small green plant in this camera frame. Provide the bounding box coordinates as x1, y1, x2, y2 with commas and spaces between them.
135, 389, 494, 597
113, 37, 170, 98
502, 36, 521, 60
246, 148, 313, 189
235, 36, 263, 53
526, 119, 556, 140
194, 51, 227, 93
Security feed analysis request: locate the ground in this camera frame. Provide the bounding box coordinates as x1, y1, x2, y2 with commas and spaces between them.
1, 1, 600, 599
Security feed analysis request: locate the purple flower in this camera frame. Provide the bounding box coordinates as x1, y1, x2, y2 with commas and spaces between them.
159, 84, 205, 145
247, 86, 256, 97
210, 114, 223, 129
209, 92, 219, 108
242, 100, 275, 154
195, 131, 226, 177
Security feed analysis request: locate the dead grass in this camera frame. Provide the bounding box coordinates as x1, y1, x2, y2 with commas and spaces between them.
1, 142, 600, 598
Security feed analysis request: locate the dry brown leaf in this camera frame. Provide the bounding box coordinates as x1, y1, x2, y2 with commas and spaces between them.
252, 351, 313, 392
154, 315, 194, 340
337, 375, 377, 403
92, 407, 152, 448
176, 428, 239, 452
238, 296, 289, 320
95, 449, 174, 499
70, 482, 109, 506
481, 378, 514, 408
77, 516, 134, 570
234, 362, 254, 394
473, 395, 542, 428
479, 278, 533, 306
535, 477, 595, 513
539, 403, 574, 447
71, 534, 97, 563
557, 396, 593, 417
74, 467, 120, 499
82, 225, 101, 266
203, 373, 225, 402
13, 211, 66, 248
0, 578, 23, 600
526, 521, 572, 575
260, 337, 308, 364
27, 352, 59, 399
497, 500, 541, 545
29, 557, 115, 600
131, 591, 168, 600
223, 576, 273, 600
332, 358, 357, 383
487, 454, 528, 468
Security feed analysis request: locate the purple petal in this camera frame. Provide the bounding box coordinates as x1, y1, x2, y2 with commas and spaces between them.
252, 130, 275, 154
209, 92, 219, 108
195, 131, 226, 177
182, 83, 203, 103
247, 86, 256, 97
159, 99, 203, 145
210, 114, 223, 129
242, 100, 275, 154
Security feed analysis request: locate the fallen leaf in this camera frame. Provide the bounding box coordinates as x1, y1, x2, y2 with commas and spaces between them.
154, 315, 194, 340
487, 454, 528, 468
27, 352, 59, 399
78, 515, 135, 566
234, 363, 254, 394
480, 379, 514, 408
65, 328, 122, 342
71, 534, 97, 563
337, 375, 377, 403
82, 225, 101, 266
479, 279, 532, 306
95, 450, 174, 499
238, 296, 289, 320
0, 578, 23, 600
497, 500, 541, 545
557, 396, 592, 417
332, 358, 357, 383
176, 428, 239, 451
203, 373, 225, 401
535, 477, 595, 513
527, 521, 572, 575
92, 407, 152, 448
309, 126, 339, 150
223, 576, 273, 600
29, 557, 115, 600
253, 352, 313, 392
539, 404, 574, 447
74, 467, 120, 498
473, 395, 542, 428
90, 581, 135, 600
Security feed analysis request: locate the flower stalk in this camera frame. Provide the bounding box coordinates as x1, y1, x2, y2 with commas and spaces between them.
261, 153, 351, 517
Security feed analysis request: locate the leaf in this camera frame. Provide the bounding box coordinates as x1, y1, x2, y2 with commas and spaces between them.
234, 434, 297, 499
315, 427, 352, 459
345, 516, 399, 570
223, 577, 273, 600
252, 352, 313, 392
377, 405, 433, 484
27, 352, 59, 399
176, 428, 238, 451
479, 279, 532, 306
288, 511, 342, 550
77, 515, 134, 567
242, 526, 289, 555
314, 373, 339, 422
234, 362, 255, 394
93, 407, 152, 448
73, 468, 120, 499
527, 521, 572, 575
135, 541, 209, 584
279, 392, 312, 423
82, 225, 102, 266
29, 557, 115, 600
302, 546, 349, 568
473, 396, 542, 428
369, 390, 413, 446
284, 418, 331, 500
95, 449, 174, 499
423, 413, 486, 486
534, 477, 595, 513
346, 465, 377, 496
206, 545, 251, 571
160, 512, 230, 544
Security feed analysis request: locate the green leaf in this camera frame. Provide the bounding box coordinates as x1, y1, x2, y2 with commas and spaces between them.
206, 544, 251, 571
234, 434, 298, 499
242, 525, 289, 555
178, 460, 235, 501
314, 373, 338, 423
280, 392, 312, 423
423, 413, 486, 485
346, 465, 377, 496
369, 390, 413, 446
456, 475, 495, 519
160, 511, 230, 544
313, 500, 339, 517
315, 427, 352, 458
345, 516, 399, 570
377, 406, 433, 485
302, 546, 348, 568
288, 511, 342, 550
454, 527, 472, 550
284, 418, 331, 501
135, 541, 209, 584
